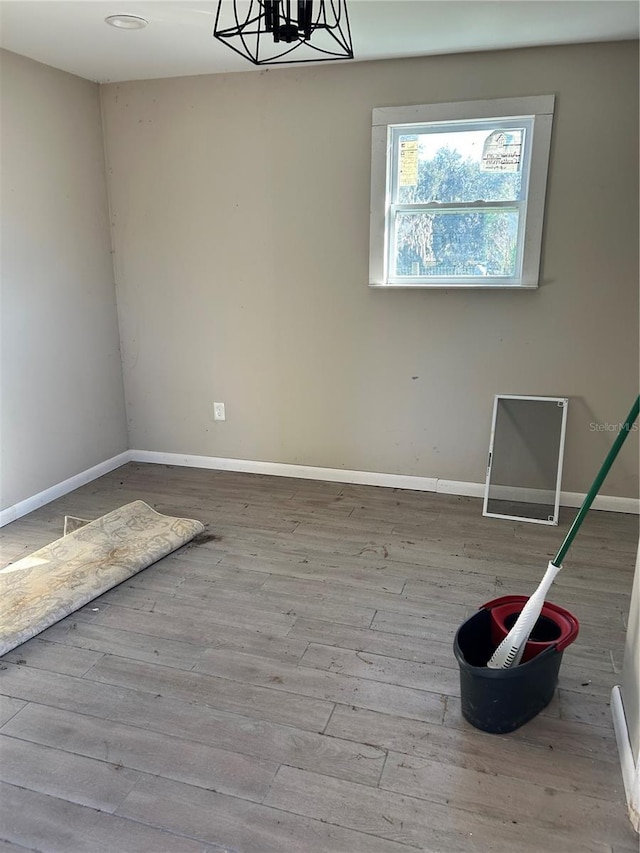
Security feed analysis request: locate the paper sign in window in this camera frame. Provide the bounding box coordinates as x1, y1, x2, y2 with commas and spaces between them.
399, 137, 419, 186
481, 129, 523, 173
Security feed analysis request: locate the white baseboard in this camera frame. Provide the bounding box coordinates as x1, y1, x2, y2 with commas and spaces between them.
130, 450, 441, 493
485, 484, 638, 515
0, 451, 132, 528
561, 491, 639, 514
611, 686, 640, 833
2, 449, 637, 528
434, 479, 485, 498
130, 450, 638, 513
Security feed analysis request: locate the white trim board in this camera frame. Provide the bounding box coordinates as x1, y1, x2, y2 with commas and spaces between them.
2, 449, 637, 528
0, 451, 132, 528
611, 686, 640, 833
130, 451, 639, 514
130, 450, 441, 493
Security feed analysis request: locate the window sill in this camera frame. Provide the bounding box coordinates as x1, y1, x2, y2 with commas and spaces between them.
368, 282, 539, 290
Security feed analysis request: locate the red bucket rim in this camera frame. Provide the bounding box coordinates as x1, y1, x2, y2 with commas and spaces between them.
481, 595, 579, 652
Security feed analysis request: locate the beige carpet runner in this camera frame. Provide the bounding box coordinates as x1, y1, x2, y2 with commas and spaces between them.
0, 500, 204, 656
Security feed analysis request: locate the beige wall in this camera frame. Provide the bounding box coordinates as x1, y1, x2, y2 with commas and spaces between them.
100, 41, 638, 496
0, 50, 128, 510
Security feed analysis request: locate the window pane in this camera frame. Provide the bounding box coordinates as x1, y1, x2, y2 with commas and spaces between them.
396, 128, 525, 205
394, 210, 519, 278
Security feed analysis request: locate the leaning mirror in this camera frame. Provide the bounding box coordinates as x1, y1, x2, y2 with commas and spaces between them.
483, 395, 569, 524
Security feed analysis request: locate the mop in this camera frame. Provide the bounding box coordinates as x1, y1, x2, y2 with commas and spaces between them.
488, 395, 640, 669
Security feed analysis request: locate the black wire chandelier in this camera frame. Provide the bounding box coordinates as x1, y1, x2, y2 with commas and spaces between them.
213, 1, 354, 66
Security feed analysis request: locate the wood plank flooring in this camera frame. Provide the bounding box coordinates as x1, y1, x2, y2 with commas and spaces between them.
0, 462, 638, 852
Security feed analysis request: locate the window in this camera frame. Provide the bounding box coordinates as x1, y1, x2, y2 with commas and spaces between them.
369, 96, 555, 288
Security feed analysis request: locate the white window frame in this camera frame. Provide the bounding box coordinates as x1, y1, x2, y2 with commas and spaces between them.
369, 95, 555, 289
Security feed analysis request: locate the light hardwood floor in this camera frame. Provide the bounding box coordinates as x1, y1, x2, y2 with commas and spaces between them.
0, 462, 638, 852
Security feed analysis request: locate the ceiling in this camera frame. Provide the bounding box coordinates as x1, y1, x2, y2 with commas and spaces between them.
0, 1, 638, 83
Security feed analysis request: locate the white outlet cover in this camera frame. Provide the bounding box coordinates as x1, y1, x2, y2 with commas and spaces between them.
214, 402, 225, 421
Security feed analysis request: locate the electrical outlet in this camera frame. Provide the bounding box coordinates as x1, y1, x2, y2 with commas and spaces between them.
213, 402, 226, 421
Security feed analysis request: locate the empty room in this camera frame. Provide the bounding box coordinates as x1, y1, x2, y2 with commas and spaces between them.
1, 1, 639, 851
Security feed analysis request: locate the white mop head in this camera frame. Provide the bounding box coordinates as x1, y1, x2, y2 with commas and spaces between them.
487, 561, 563, 669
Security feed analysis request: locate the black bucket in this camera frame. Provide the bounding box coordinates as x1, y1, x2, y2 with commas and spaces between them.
453, 608, 563, 734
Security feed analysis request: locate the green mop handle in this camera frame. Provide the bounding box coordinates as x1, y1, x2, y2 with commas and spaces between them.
553, 395, 640, 568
